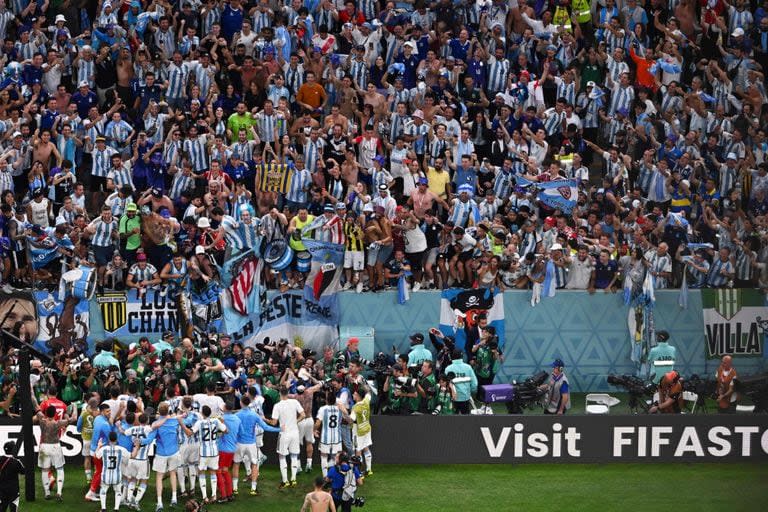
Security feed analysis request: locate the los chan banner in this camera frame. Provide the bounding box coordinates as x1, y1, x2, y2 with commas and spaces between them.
3, 416, 768, 464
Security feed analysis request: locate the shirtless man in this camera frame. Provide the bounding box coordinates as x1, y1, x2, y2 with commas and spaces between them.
363, 206, 393, 291
32, 129, 62, 171
300, 476, 336, 512
116, 46, 135, 105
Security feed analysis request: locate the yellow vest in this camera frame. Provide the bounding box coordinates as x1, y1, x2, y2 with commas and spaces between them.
289, 215, 314, 252
572, 0, 592, 24
553, 6, 573, 31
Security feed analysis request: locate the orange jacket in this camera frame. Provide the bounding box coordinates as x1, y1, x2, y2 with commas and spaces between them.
630, 47, 656, 90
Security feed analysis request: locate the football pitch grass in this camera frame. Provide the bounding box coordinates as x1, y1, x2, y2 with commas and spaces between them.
21, 463, 768, 512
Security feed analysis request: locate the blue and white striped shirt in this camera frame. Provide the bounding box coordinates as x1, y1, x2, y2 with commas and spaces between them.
317, 405, 341, 446
97, 444, 128, 485
124, 425, 152, 461
183, 135, 209, 172
192, 418, 226, 457
89, 217, 117, 247
286, 168, 311, 204
165, 62, 190, 99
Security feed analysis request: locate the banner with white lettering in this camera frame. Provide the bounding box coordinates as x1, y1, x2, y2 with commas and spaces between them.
4, 415, 767, 464
702, 289, 766, 358
222, 291, 339, 352
96, 290, 182, 338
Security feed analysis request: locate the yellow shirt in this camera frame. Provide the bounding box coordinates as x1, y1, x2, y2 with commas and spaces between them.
426, 167, 451, 200
351, 396, 371, 437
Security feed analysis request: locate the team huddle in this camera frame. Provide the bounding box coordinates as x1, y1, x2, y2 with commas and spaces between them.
35, 381, 373, 512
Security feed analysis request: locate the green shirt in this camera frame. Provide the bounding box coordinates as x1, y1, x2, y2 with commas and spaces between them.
119, 214, 142, 250
474, 346, 499, 378
226, 113, 257, 142
419, 373, 437, 412
435, 387, 454, 415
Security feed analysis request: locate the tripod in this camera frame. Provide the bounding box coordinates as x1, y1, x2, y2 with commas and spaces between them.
627, 392, 651, 414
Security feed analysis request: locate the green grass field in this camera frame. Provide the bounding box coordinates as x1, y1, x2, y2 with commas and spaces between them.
20, 463, 768, 512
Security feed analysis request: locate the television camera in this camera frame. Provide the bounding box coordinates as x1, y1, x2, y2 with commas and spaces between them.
607, 374, 656, 413
505, 371, 548, 414
733, 373, 768, 413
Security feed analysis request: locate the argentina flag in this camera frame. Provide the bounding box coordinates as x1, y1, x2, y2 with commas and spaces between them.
438, 288, 505, 352
535, 179, 579, 213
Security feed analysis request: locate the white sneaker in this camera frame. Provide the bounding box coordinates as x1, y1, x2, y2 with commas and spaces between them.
341, 282, 351, 291
356, 281, 364, 293
85, 491, 100, 502
413, 281, 421, 292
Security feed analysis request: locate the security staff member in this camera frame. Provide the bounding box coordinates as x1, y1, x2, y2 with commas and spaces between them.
650, 371, 684, 414
540, 359, 570, 415
715, 355, 738, 414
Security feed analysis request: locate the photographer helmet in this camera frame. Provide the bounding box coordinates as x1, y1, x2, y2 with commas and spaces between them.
656, 330, 670, 342
552, 359, 565, 370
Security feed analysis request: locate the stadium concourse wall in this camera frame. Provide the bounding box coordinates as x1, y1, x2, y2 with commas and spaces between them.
84, 290, 768, 392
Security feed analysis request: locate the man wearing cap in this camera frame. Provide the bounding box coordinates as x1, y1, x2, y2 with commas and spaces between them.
406, 333, 432, 369
539, 359, 570, 415
71, 80, 99, 118
647, 330, 677, 384
310, 203, 338, 243
407, 177, 448, 219
126, 252, 161, 298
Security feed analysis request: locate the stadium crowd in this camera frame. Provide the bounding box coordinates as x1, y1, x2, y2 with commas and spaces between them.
0, 0, 766, 508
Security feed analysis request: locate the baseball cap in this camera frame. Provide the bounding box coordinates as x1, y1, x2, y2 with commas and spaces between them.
195, 245, 206, 255
412, 109, 424, 119
55, 14, 66, 23
160, 209, 171, 219
404, 41, 417, 50
11, 131, 21, 138
197, 217, 210, 228
137, 253, 147, 261
586, 81, 596, 88
378, 183, 388, 191
550, 243, 563, 252
335, 202, 346, 210
323, 203, 334, 212
126, 203, 138, 212
726, 152, 737, 160
348, 337, 359, 345
418, 177, 429, 186
552, 359, 565, 368
78, 80, 89, 88
409, 332, 425, 343
732, 27, 745, 37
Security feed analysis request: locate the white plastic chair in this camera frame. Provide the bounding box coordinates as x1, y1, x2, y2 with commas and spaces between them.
683, 391, 699, 414
586, 393, 620, 414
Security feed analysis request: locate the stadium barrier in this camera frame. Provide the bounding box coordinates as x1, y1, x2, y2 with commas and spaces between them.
5, 415, 767, 464
84, 290, 767, 392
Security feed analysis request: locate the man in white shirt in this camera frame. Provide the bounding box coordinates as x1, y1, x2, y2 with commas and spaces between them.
267, 387, 305, 488
192, 382, 226, 418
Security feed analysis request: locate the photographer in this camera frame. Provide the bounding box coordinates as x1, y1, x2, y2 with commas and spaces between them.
470, 326, 503, 388
428, 329, 455, 376
325, 452, 363, 512
649, 370, 684, 414
433, 374, 457, 415
416, 361, 438, 414
127, 337, 158, 377
0, 441, 24, 512
382, 364, 417, 415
